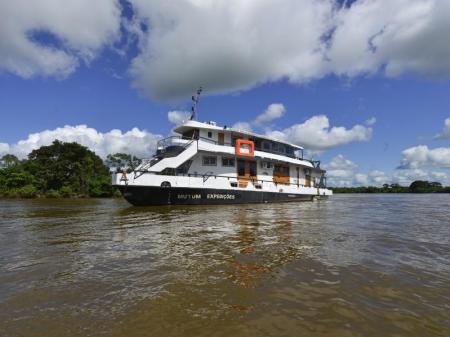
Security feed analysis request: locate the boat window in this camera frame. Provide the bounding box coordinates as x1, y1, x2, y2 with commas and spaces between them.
249, 161, 257, 176
222, 157, 235, 167
263, 141, 271, 150
261, 161, 273, 169
202, 156, 217, 166
237, 160, 246, 176
254, 139, 262, 149
274, 165, 289, 175
272, 142, 279, 152
208, 131, 212, 138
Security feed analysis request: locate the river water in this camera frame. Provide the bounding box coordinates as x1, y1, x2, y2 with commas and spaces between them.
0, 195, 449, 337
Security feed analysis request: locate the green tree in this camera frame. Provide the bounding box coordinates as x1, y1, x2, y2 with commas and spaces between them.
1, 154, 19, 168
25, 140, 111, 196
106, 153, 142, 172
409, 180, 442, 193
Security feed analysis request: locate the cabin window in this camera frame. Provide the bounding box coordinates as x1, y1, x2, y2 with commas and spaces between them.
207, 131, 213, 138
222, 157, 235, 167
263, 141, 271, 150
254, 139, 262, 149
274, 165, 289, 175
272, 143, 279, 152
202, 156, 217, 166
261, 161, 273, 169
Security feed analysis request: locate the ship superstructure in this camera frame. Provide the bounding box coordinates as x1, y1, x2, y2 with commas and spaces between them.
112, 119, 332, 206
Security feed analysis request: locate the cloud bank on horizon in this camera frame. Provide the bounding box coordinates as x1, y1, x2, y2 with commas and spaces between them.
1, 0, 450, 100
0, 125, 162, 160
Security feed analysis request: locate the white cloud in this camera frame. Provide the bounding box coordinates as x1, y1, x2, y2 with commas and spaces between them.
365, 117, 377, 126
232, 122, 253, 132
267, 115, 372, 151
324, 155, 391, 187
328, 0, 450, 78
0, 0, 121, 78
125, 0, 450, 100
0, 125, 162, 159
255, 103, 286, 125
128, 0, 333, 100
434, 118, 450, 140
324, 155, 359, 187
233, 103, 286, 132
399, 145, 450, 169
2, 1, 450, 98
168, 111, 191, 125
0, 143, 10, 155
391, 168, 448, 186
324, 152, 450, 187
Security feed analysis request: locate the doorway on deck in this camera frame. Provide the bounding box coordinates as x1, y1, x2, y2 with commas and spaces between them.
237, 159, 257, 188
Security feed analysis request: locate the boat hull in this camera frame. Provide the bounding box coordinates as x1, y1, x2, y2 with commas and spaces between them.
118, 185, 321, 206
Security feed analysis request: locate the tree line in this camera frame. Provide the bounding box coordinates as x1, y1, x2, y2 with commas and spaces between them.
331, 182, 450, 193
0, 140, 141, 198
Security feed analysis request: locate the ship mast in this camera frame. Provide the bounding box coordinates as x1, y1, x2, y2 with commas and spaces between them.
190, 87, 203, 121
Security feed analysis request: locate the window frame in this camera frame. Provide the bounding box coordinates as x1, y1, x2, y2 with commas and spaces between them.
202, 156, 217, 166
221, 157, 235, 167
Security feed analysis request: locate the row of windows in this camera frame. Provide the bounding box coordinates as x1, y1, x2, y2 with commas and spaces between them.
202, 156, 235, 167
204, 157, 292, 172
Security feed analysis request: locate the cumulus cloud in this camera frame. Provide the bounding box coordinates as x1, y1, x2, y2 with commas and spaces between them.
391, 169, 449, 186
168, 111, 191, 125
399, 145, 450, 169
3, 1, 450, 98
324, 155, 391, 187
0, 0, 121, 78
434, 118, 450, 139
232, 122, 253, 132
329, 0, 450, 78
324, 151, 450, 187
233, 103, 286, 132
267, 115, 372, 151
0, 125, 162, 159
124, 0, 450, 100
128, 0, 333, 100
325, 155, 358, 187
255, 104, 286, 125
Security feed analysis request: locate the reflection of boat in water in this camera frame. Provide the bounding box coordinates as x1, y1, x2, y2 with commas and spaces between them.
113, 90, 332, 206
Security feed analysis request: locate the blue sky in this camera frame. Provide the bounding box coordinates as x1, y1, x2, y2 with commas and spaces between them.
1, 0, 449, 186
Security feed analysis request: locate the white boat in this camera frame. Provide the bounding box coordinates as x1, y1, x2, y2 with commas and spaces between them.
112, 90, 332, 206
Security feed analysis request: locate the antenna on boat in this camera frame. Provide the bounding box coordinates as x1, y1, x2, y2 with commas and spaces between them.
190, 86, 203, 120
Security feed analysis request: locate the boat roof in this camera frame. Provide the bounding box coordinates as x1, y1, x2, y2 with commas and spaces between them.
173, 120, 304, 150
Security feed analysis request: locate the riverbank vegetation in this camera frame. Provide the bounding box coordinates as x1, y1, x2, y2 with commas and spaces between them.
331, 181, 450, 193
0, 141, 135, 198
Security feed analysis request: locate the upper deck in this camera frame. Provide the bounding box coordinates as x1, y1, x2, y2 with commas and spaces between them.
173, 120, 305, 160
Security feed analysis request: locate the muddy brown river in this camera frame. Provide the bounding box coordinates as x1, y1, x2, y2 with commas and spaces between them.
0, 194, 449, 336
